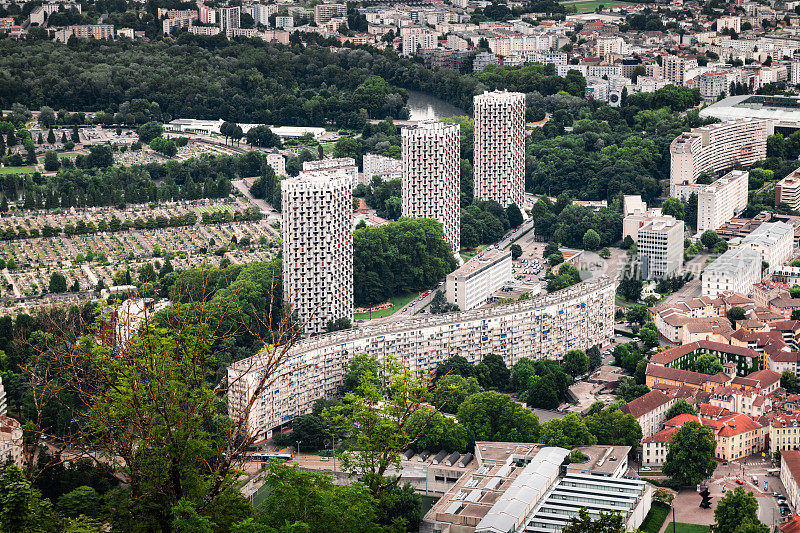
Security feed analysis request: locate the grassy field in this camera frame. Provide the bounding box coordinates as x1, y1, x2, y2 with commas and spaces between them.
354, 291, 420, 319
671, 524, 710, 533
562, 0, 636, 12
640, 502, 671, 533
57, 151, 80, 158
0, 166, 36, 174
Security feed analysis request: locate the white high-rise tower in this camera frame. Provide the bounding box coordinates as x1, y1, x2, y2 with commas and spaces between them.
473, 90, 526, 208
401, 121, 461, 253
282, 170, 353, 335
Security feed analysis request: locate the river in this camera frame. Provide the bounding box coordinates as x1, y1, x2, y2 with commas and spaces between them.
405, 90, 465, 121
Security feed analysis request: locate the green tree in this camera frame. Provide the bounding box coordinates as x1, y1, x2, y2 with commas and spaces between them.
616, 378, 649, 402
324, 356, 436, 497
506, 203, 523, 228
48, 271, 67, 293
562, 508, 625, 533
429, 374, 483, 414
0, 465, 59, 533
663, 420, 717, 486
510, 244, 522, 260
626, 305, 648, 325
782, 369, 799, 392
47, 129, 55, 144
247, 461, 383, 533
541, 412, 597, 448
43, 151, 59, 171
665, 398, 697, 420
585, 407, 642, 448
57, 486, 101, 519
582, 229, 601, 251
510, 357, 537, 393
691, 353, 723, 375
434, 355, 475, 381
713, 487, 762, 533
38, 106, 56, 128
339, 353, 380, 394
562, 349, 589, 377
639, 322, 659, 348
137, 121, 164, 144
587, 345, 602, 370
701, 230, 720, 250
660, 197, 685, 220
475, 353, 510, 390
726, 307, 746, 323
457, 391, 541, 446
405, 407, 469, 453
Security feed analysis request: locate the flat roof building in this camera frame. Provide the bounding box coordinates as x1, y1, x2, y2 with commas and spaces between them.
700, 95, 800, 135
731, 221, 795, 275
447, 250, 512, 310
637, 217, 684, 280
702, 247, 762, 297
675, 170, 749, 233
228, 277, 616, 439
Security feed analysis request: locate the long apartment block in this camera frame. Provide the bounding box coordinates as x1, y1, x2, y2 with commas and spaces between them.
228, 277, 616, 439
669, 119, 770, 196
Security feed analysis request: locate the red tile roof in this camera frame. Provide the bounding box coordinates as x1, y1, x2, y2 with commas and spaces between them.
621, 390, 673, 419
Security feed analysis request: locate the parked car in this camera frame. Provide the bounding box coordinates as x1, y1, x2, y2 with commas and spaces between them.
736, 479, 744, 485
641, 466, 652, 471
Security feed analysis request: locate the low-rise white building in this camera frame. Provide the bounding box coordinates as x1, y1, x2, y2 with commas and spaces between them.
446, 249, 513, 310
302, 157, 358, 189
702, 247, 762, 297
362, 153, 401, 182
731, 221, 794, 274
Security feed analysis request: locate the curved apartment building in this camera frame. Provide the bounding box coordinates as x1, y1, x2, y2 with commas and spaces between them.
228, 277, 617, 439
402, 121, 461, 253
669, 119, 770, 197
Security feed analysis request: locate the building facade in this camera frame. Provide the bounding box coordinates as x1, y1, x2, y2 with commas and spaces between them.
637, 217, 684, 279
473, 90, 526, 208
218, 6, 240, 31
695, 170, 750, 232
702, 247, 762, 297
401, 121, 461, 253
302, 157, 358, 189
362, 153, 402, 182
228, 277, 616, 439
446, 249, 512, 310
281, 171, 353, 335
776, 169, 800, 210
733, 221, 794, 274
266, 153, 286, 177
669, 120, 770, 196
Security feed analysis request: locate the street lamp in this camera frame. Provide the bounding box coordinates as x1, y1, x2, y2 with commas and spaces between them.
296, 440, 302, 459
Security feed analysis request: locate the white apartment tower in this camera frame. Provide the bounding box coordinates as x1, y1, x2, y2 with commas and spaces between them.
637, 218, 684, 279
402, 121, 461, 253
281, 171, 353, 335
473, 90, 526, 208
218, 6, 240, 31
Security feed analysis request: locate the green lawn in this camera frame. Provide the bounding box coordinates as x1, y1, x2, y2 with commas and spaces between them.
640, 502, 671, 533
354, 292, 420, 319
0, 166, 36, 175
57, 151, 80, 158
671, 524, 710, 533
562, 0, 635, 12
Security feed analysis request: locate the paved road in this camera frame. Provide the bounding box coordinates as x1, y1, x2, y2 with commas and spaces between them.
231, 179, 280, 237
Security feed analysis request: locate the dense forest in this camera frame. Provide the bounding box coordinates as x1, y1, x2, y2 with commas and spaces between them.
0, 36, 588, 127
